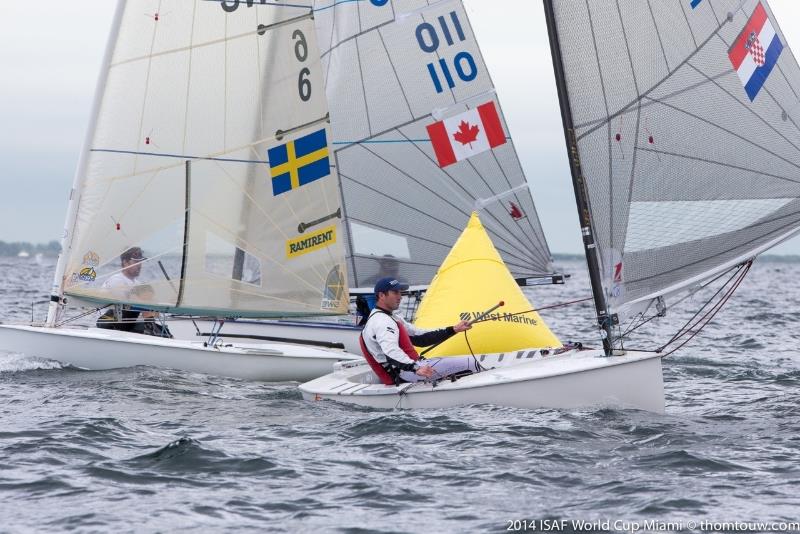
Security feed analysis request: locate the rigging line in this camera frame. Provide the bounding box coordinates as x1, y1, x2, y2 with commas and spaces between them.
618, 263, 743, 340
332, 139, 431, 144
658, 261, 752, 358
55, 305, 107, 328
659, 262, 748, 350
618, 312, 660, 342
390, 132, 544, 267
684, 61, 800, 155
90, 148, 267, 166
315, 0, 362, 13
332, 115, 432, 153
620, 209, 800, 287
576, 10, 732, 141
636, 145, 800, 185
620, 259, 750, 339
91, 115, 322, 183
642, 93, 800, 176
470, 297, 594, 324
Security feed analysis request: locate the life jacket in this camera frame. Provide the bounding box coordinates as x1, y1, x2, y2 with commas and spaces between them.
396, 320, 420, 362
360, 309, 420, 385
358, 335, 394, 386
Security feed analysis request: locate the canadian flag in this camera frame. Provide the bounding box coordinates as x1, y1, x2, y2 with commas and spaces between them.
426, 101, 506, 168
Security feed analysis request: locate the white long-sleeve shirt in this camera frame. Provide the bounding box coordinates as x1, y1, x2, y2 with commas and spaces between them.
362, 308, 452, 367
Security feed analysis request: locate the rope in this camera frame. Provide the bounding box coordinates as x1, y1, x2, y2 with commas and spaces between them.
657, 261, 753, 358
469, 296, 593, 325
55, 306, 107, 327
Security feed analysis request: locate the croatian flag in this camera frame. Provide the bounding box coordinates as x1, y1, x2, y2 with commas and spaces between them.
426, 101, 506, 168
728, 2, 783, 102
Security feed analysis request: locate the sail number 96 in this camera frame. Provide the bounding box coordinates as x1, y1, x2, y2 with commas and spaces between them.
293, 29, 311, 102
415, 11, 478, 93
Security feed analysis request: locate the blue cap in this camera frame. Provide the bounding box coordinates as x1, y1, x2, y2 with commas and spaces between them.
374, 277, 409, 294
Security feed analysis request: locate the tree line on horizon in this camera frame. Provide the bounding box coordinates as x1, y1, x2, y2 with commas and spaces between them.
0, 240, 60, 257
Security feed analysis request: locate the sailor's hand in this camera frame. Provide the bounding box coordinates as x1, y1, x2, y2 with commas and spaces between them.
415, 365, 435, 378
453, 320, 472, 333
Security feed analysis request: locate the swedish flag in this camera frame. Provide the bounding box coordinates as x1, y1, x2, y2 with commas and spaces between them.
268, 129, 331, 196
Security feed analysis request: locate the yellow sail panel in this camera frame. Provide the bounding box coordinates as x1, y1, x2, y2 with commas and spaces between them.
414, 212, 561, 357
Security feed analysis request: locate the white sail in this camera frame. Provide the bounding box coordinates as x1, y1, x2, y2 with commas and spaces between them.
311, 0, 555, 287
59, 1, 349, 317
546, 0, 800, 318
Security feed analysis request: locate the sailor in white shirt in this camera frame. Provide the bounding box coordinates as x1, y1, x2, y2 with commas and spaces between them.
97, 247, 146, 330
102, 246, 145, 290
361, 277, 478, 383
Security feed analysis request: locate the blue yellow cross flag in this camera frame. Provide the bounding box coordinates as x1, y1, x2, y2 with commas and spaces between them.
268, 129, 331, 196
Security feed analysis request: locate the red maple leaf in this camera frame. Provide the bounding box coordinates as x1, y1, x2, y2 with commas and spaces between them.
452, 120, 480, 147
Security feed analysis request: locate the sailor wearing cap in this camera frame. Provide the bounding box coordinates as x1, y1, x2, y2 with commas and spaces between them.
361, 277, 476, 384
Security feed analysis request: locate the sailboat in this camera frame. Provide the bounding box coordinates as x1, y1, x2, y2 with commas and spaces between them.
300, 0, 800, 411
0, 0, 360, 381
168, 0, 562, 352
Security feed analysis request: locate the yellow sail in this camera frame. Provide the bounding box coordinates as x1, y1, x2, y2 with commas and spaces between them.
414, 212, 561, 357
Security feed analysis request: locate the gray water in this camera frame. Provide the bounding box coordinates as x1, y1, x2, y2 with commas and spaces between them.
0, 257, 798, 533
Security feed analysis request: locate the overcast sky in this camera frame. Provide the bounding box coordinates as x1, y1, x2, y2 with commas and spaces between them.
1, 1, 799, 254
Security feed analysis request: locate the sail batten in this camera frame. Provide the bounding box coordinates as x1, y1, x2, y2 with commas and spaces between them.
547, 0, 800, 318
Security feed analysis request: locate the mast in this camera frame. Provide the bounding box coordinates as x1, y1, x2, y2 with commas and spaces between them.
542, 0, 613, 354
46, 0, 127, 327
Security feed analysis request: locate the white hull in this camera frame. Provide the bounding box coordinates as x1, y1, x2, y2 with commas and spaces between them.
300, 349, 665, 413
0, 324, 359, 382
169, 318, 362, 354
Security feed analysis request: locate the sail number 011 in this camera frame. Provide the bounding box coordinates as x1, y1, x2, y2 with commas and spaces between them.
415, 11, 478, 93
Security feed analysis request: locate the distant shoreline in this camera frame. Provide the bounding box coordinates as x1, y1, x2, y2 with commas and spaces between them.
0, 240, 60, 258
1, 245, 798, 262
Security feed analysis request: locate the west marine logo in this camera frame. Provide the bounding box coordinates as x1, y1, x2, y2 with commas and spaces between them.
460, 311, 538, 326
82, 251, 100, 267
286, 225, 336, 258
321, 265, 345, 310
78, 267, 97, 282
